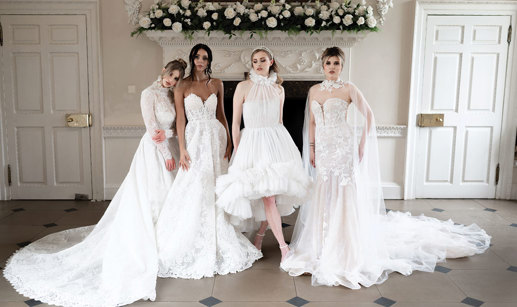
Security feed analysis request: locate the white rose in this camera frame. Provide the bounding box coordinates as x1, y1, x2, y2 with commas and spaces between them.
266, 16, 277, 28
357, 16, 365, 25
367, 6, 374, 16
305, 17, 315, 27
343, 14, 353, 26
236, 5, 246, 14
319, 10, 330, 20
254, 3, 263, 11
172, 22, 182, 32
168, 5, 180, 14
224, 7, 236, 19
294, 7, 304, 16
305, 8, 314, 16
282, 10, 291, 18
356, 6, 366, 16
163, 18, 172, 27
333, 16, 341, 24
320, 5, 328, 11
197, 8, 207, 17
329, 1, 340, 10
269, 5, 281, 15
139, 16, 151, 28
233, 17, 241, 26
347, 7, 355, 13
155, 9, 163, 18
367, 16, 377, 28
185, 10, 191, 17
260, 10, 268, 18
249, 13, 259, 22
212, 12, 218, 20
337, 8, 344, 16
203, 21, 211, 30
285, 4, 291, 10
180, 0, 190, 9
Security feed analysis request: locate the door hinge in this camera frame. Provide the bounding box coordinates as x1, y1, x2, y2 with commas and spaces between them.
7, 164, 11, 186
508, 25, 513, 44
0, 21, 3, 46
495, 163, 500, 185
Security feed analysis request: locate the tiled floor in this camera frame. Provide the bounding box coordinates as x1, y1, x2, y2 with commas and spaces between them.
0, 199, 516, 307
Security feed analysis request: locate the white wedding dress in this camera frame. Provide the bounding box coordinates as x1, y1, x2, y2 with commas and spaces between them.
281, 81, 491, 288
156, 92, 262, 279
3, 78, 180, 307
216, 71, 311, 232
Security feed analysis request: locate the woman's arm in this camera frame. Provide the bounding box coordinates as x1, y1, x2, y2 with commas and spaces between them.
348, 82, 374, 161
140, 89, 173, 161
308, 87, 316, 167
279, 85, 285, 124
174, 84, 191, 170
214, 79, 233, 159
232, 81, 246, 151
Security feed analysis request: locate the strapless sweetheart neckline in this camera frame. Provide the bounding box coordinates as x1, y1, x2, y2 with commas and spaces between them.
185, 92, 217, 105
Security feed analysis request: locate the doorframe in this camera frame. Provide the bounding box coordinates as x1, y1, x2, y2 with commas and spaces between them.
0, 0, 105, 200
405, 0, 517, 200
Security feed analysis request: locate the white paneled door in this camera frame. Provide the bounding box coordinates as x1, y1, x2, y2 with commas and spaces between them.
1, 15, 92, 199
415, 15, 511, 198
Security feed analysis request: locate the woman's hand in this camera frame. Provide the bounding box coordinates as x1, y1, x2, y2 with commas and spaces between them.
165, 158, 176, 171
358, 141, 365, 162
310, 146, 316, 168
152, 129, 165, 144
224, 141, 232, 160
179, 150, 191, 171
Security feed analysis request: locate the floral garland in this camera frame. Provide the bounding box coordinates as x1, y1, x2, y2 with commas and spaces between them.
130, 0, 393, 38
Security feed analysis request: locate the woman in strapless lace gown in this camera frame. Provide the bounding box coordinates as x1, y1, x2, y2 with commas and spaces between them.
281, 47, 491, 288
3, 60, 186, 307
156, 44, 261, 279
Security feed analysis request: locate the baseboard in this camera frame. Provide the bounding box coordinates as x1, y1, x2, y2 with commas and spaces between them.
382, 182, 403, 199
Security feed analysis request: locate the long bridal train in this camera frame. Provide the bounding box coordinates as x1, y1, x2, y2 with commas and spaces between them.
3, 77, 181, 307
281, 79, 490, 289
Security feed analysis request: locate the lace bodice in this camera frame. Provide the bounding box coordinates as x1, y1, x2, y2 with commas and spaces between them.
184, 93, 218, 122
311, 98, 355, 185
141, 78, 176, 160
243, 70, 282, 128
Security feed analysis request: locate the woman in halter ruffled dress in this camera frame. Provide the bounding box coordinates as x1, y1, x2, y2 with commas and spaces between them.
216, 47, 311, 262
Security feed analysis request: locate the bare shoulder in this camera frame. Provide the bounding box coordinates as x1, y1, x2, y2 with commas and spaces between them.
210, 78, 223, 87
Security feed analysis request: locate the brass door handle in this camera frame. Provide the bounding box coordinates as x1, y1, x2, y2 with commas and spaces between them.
417, 113, 444, 127
65, 113, 92, 127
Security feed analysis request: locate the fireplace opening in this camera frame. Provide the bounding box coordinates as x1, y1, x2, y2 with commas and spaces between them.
223, 80, 319, 153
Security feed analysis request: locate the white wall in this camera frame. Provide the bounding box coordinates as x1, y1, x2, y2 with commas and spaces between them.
99, 0, 414, 199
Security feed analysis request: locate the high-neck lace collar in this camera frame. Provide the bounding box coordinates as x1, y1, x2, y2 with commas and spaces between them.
249, 69, 277, 86
320, 78, 345, 92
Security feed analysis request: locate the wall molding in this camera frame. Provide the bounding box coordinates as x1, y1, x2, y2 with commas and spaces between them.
103, 124, 407, 139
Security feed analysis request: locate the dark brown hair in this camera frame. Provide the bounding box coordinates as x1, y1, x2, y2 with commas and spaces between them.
188, 43, 213, 83
321, 47, 346, 67
251, 48, 283, 85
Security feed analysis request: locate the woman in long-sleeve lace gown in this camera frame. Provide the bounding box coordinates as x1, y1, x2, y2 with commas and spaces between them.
3, 59, 187, 307
281, 47, 491, 289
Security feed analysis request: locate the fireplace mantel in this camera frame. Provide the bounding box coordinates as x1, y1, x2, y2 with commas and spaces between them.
145, 30, 368, 81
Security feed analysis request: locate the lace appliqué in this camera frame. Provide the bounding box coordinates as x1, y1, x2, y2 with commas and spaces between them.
249, 69, 277, 86
320, 79, 345, 92
311, 99, 355, 186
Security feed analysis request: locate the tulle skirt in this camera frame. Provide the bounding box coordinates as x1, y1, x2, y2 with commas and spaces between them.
216, 125, 311, 232
3, 134, 178, 307
281, 174, 491, 288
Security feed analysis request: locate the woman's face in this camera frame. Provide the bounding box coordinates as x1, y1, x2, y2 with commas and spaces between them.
252, 51, 273, 77
323, 56, 343, 80
193, 48, 209, 73
161, 69, 181, 88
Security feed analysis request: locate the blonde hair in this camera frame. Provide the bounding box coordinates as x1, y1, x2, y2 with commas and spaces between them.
251, 47, 283, 85
162, 58, 187, 101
